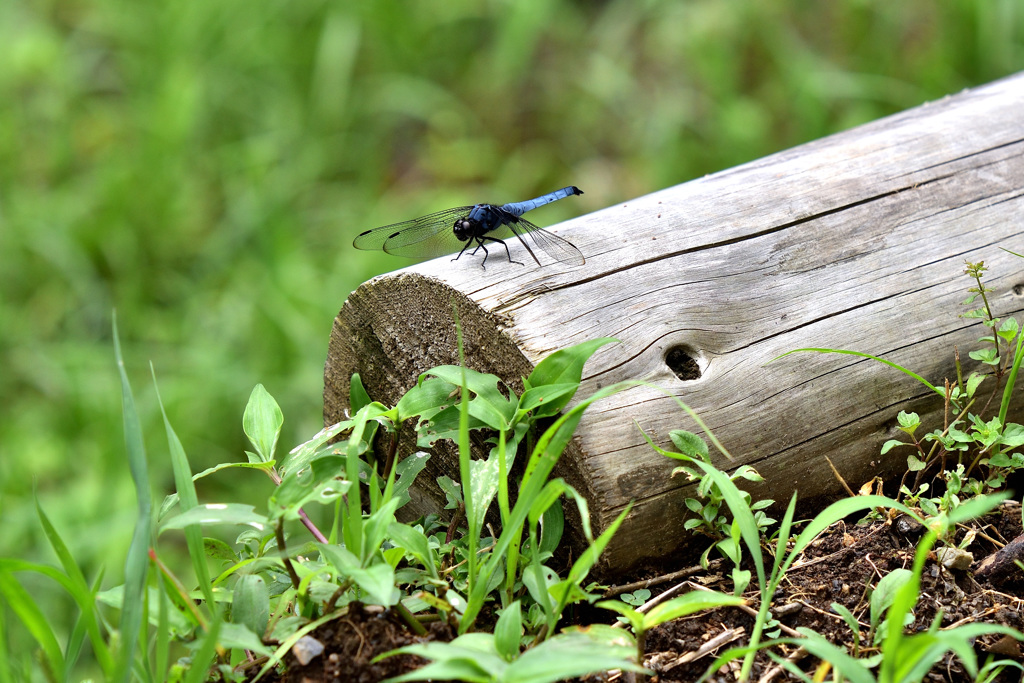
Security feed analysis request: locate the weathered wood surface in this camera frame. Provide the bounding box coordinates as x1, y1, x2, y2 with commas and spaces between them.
326, 72, 1024, 573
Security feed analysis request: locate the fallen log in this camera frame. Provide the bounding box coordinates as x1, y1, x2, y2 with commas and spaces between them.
325, 72, 1024, 573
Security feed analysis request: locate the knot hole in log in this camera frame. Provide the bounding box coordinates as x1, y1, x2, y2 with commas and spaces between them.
665, 345, 702, 381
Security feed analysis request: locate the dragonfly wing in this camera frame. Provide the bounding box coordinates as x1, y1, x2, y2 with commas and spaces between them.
508, 218, 585, 266
353, 206, 474, 258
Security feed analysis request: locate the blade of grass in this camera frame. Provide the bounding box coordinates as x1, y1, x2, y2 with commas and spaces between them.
152, 365, 215, 608
0, 571, 65, 679
113, 313, 153, 683
772, 348, 941, 396
998, 323, 1024, 424
34, 499, 114, 676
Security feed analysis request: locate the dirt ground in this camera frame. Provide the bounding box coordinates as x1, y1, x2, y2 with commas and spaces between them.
246, 502, 1024, 683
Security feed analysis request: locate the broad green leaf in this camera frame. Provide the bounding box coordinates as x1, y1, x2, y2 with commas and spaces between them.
518, 383, 579, 415
217, 622, 274, 657
279, 418, 354, 476
159, 503, 269, 533
538, 502, 564, 556
469, 455, 502, 526
494, 601, 522, 662
243, 384, 284, 462
642, 590, 744, 630
883, 439, 907, 456
385, 658, 494, 683
526, 338, 618, 417
391, 451, 430, 506
269, 458, 351, 520
317, 544, 399, 606
422, 366, 516, 429
387, 522, 438, 579
191, 460, 277, 482
505, 632, 645, 683
397, 376, 458, 423
669, 430, 709, 459
870, 568, 913, 628
232, 575, 269, 639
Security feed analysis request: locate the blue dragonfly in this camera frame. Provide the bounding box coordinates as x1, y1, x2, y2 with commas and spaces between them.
353, 186, 585, 268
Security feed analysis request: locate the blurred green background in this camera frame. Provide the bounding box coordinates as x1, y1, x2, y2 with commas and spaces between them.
1, 0, 1022, 658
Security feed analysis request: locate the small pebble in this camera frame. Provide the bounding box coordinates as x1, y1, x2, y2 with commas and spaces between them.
935, 547, 973, 571
292, 635, 325, 666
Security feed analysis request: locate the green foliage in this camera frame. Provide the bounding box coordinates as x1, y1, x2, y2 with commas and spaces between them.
597, 591, 745, 668
781, 261, 1024, 526
3, 336, 674, 680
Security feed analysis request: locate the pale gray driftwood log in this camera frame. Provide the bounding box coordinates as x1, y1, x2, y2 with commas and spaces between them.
326, 72, 1024, 573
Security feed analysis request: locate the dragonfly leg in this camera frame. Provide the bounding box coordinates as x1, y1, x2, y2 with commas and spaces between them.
478, 236, 523, 267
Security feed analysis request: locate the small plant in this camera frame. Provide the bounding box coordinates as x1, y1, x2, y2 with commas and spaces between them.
665, 428, 775, 595
596, 590, 745, 677
779, 260, 1024, 522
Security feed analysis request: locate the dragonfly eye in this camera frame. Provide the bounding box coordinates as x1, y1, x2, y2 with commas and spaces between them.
453, 218, 472, 240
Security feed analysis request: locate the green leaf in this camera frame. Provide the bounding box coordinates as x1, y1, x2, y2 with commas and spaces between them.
896, 410, 920, 433
397, 376, 458, 424
422, 366, 516, 430
870, 568, 913, 628
642, 590, 745, 630
518, 383, 579, 415
318, 544, 400, 607
669, 430, 709, 460
970, 347, 999, 365
34, 500, 114, 674
494, 601, 522, 662
232, 574, 270, 639
771, 348, 941, 396
387, 522, 438, 580
998, 317, 1019, 342
0, 572, 65, 680
152, 369, 215, 609
881, 439, 909, 455
594, 599, 644, 633
362, 497, 402, 562
792, 630, 877, 683
112, 314, 151, 683
159, 503, 270, 533
243, 384, 284, 462
279, 418, 354, 476
349, 373, 372, 413
525, 338, 618, 417
504, 632, 644, 683
907, 454, 926, 471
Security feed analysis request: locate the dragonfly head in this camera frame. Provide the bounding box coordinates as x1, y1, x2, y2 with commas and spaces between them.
452, 216, 477, 242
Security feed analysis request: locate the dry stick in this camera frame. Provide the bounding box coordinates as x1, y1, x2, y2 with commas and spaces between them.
668, 627, 746, 668
757, 646, 809, 683
275, 519, 302, 591
603, 558, 726, 598
686, 582, 803, 639
824, 456, 856, 498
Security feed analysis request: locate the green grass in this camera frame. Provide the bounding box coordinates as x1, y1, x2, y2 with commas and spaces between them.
1, 0, 1023, 675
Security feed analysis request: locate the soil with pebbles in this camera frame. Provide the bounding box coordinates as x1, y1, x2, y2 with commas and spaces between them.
246, 503, 1024, 683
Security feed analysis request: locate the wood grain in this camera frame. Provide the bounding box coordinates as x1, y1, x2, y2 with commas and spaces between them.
326, 72, 1024, 573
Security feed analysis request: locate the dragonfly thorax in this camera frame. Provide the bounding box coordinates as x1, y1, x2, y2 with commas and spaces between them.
452, 204, 506, 241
